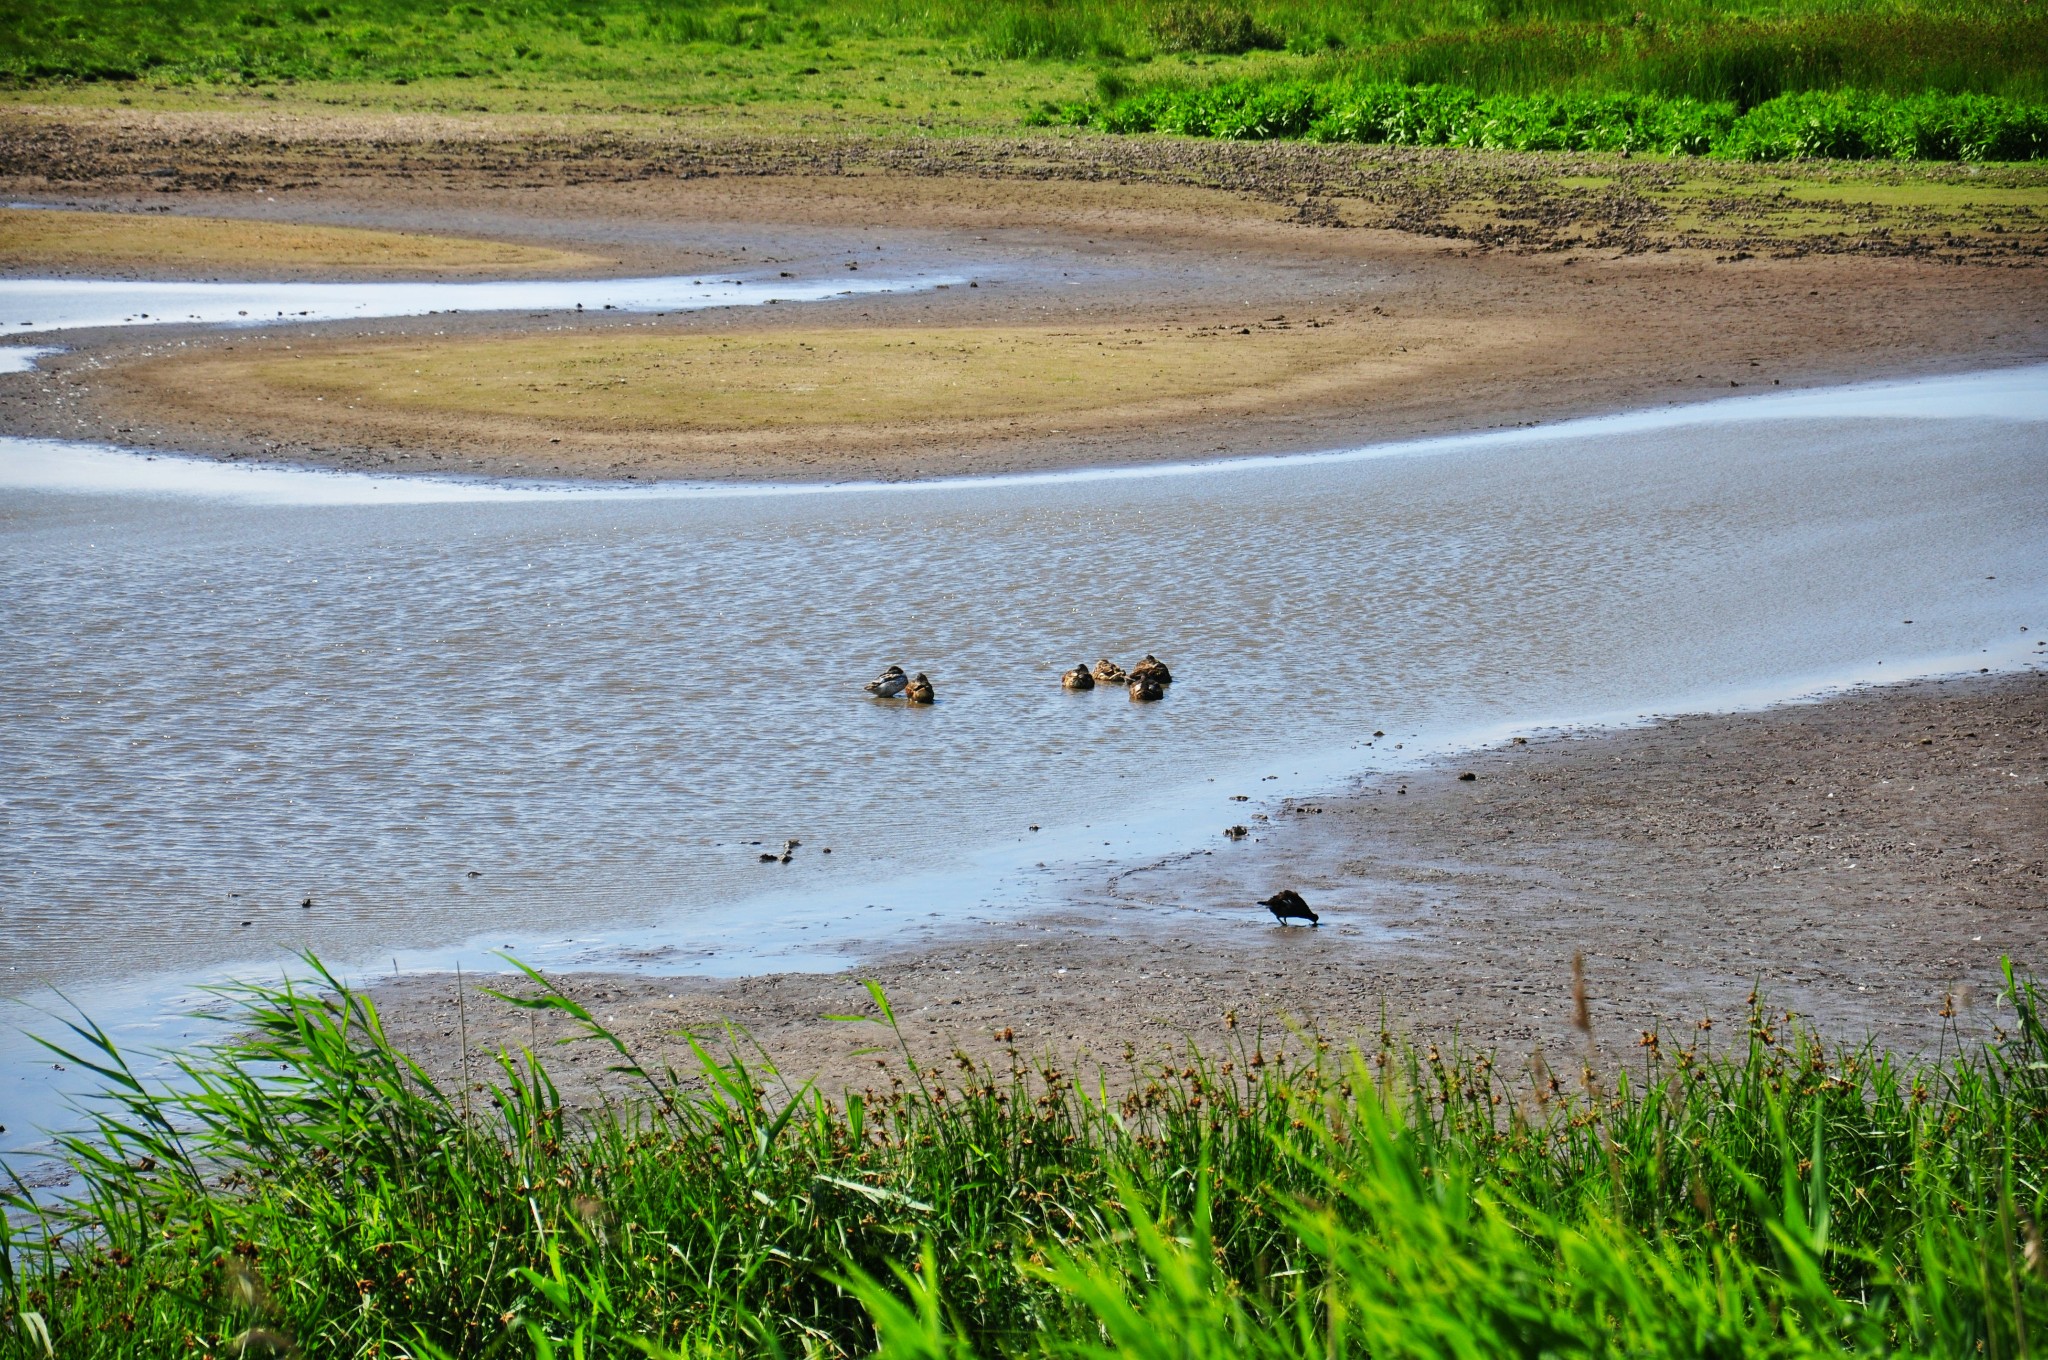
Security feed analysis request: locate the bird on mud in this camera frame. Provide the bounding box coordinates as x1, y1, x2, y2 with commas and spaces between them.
864, 665, 908, 698
1259, 889, 1319, 927
1061, 664, 1096, 691
1091, 658, 1127, 684
1127, 672, 1165, 702
905, 672, 936, 704
1129, 654, 1173, 686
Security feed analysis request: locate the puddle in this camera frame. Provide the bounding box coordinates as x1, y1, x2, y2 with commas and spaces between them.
0, 345, 62, 374
0, 271, 963, 333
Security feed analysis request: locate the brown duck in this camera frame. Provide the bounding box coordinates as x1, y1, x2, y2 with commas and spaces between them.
1091, 658, 1126, 684
904, 672, 935, 704
1129, 653, 1172, 686
1061, 664, 1095, 691
1127, 672, 1164, 702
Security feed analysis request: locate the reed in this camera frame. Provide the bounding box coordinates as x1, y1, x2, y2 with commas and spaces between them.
3, 956, 2044, 1357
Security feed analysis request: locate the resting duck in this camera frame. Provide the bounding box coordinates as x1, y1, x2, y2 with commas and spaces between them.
1061, 664, 1095, 691
1091, 658, 1126, 684
1127, 672, 1164, 702
1259, 889, 1318, 926
864, 665, 907, 698
1129, 654, 1173, 686
905, 672, 935, 704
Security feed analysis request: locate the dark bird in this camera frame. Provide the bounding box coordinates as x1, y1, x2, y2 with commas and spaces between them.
1091, 657, 1127, 684
905, 672, 935, 704
1061, 664, 1095, 691
1127, 672, 1164, 702
1129, 653, 1173, 686
1259, 889, 1319, 927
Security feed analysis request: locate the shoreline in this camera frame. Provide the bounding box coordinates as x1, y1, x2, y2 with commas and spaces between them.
2, 656, 2036, 1171
368, 668, 2047, 1106
6, 360, 2040, 500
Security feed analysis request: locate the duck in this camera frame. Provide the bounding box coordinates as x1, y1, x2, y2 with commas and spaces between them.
1061, 664, 1095, 691
1259, 889, 1319, 927
1129, 653, 1173, 686
905, 672, 935, 704
1127, 672, 1164, 702
1091, 657, 1126, 684
864, 665, 907, 698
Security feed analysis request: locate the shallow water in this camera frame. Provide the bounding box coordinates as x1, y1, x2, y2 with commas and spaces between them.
0, 345, 61, 374
4, 363, 2044, 1019
2, 365, 2046, 1163
0, 271, 958, 333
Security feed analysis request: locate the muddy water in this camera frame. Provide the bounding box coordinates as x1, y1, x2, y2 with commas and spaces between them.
3, 367, 2044, 1022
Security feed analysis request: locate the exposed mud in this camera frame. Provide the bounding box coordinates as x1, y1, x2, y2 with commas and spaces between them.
374, 672, 2047, 1107
5, 110, 2046, 263
1, 168, 2043, 479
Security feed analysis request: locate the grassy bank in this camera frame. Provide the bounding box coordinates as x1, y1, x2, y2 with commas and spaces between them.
2, 0, 2045, 141
3, 957, 2045, 1357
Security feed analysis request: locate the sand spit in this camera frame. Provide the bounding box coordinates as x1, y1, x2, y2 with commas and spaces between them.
374, 671, 2045, 1106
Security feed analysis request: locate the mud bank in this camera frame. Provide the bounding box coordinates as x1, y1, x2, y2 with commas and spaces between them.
372, 671, 2046, 1105
3, 131, 2046, 482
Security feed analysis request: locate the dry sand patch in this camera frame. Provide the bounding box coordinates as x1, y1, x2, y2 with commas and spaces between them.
105, 314, 1508, 462
0, 206, 611, 276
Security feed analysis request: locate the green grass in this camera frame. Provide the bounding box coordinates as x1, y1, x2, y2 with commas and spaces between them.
3, 956, 2046, 1357
2, 0, 2046, 144
1044, 81, 2048, 160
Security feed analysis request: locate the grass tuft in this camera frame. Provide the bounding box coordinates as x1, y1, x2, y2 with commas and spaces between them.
3, 954, 2046, 1356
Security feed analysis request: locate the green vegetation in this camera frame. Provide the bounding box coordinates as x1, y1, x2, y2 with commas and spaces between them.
4, 957, 2046, 1357
1043, 82, 2048, 160
2, 0, 2046, 153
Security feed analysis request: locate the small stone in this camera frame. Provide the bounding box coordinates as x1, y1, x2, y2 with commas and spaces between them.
1459, 772, 1477, 782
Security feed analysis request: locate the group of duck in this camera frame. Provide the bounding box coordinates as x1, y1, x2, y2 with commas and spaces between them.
861, 665, 936, 704
1062, 654, 1174, 702
861, 654, 1174, 704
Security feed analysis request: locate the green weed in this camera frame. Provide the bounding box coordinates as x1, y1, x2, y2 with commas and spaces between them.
2, 956, 2045, 1356
3, 0, 2046, 131
1049, 78, 2048, 160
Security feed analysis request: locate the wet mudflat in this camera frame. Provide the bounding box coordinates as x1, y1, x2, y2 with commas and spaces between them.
372, 671, 2046, 1113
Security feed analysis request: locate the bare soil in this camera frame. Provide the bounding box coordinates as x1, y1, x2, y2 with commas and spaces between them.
375, 672, 2048, 1106
3, 114, 2045, 482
